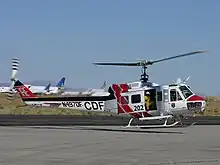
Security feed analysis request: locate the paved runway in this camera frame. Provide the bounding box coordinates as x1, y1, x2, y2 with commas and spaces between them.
0, 126, 220, 165
0, 115, 220, 126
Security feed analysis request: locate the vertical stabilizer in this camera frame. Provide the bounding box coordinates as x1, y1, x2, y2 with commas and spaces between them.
56, 77, 65, 88
14, 80, 37, 99
44, 83, 51, 91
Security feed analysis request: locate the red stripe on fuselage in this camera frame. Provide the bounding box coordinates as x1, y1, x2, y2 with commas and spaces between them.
112, 84, 125, 114
112, 84, 133, 113
187, 95, 205, 101
119, 84, 129, 93
111, 84, 151, 118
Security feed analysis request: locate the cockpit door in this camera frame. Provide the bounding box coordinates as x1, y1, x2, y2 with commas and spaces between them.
156, 89, 164, 114
121, 90, 145, 112
168, 88, 186, 111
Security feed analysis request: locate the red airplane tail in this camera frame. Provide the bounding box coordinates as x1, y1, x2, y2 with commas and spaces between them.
14, 80, 37, 99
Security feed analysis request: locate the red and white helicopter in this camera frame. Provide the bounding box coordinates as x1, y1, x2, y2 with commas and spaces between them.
13, 50, 207, 128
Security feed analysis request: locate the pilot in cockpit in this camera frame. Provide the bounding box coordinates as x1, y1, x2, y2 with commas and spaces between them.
144, 91, 151, 110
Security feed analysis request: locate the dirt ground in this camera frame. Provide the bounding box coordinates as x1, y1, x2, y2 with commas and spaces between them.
0, 93, 219, 116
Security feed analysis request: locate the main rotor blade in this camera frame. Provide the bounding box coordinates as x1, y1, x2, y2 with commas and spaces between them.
150, 50, 207, 64
93, 50, 207, 67
93, 62, 140, 66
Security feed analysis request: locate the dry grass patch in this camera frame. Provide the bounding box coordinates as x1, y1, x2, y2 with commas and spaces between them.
0, 93, 220, 116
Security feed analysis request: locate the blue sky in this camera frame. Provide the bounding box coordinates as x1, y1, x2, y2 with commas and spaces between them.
0, 0, 219, 95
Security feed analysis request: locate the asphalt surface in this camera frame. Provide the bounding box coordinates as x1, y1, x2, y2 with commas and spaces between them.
0, 115, 220, 126
0, 125, 220, 165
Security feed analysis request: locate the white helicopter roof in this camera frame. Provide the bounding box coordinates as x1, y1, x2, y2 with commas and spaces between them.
126, 81, 160, 92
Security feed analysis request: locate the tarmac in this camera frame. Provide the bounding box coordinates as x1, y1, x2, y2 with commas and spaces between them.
0, 125, 220, 165
0, 115, 220, 126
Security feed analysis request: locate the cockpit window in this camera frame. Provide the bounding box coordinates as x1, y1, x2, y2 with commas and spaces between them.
179, 85, 193, 98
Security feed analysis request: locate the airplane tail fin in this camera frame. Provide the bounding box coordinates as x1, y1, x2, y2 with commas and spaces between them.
44, 83, 51, 91
56, 77, 65, 88
14, 80, 37, 99
101, 81, 106, 89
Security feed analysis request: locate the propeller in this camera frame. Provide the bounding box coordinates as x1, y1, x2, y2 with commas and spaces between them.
93, 50, 207, 84
10, 58, 20, 87
7, 58, 20, 100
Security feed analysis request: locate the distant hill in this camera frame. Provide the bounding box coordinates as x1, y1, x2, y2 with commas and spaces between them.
0, 81, 55, 86
195, 93, 207, 97
64, 87, 87, 92
26, 80, 57, 86
0, 81, 210, 95
0, 82, 10, 86
0, 81, 86, 92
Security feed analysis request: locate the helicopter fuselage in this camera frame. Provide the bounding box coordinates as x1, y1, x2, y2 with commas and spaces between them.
105, 81, 206, 119
14, 79, 206, 121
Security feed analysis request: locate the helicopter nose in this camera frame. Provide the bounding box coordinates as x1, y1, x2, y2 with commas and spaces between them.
187, 95, 206, 113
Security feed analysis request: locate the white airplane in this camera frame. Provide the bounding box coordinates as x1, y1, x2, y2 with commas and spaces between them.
0, 58, 66, 95
61, 81, 108, 96
25, 77, 65, 94
0, 86, 12, 93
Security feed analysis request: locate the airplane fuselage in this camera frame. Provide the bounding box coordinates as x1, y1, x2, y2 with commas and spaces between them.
0, 86, 11, 93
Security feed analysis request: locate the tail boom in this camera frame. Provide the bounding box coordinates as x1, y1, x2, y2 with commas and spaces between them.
14, 80, 115, 112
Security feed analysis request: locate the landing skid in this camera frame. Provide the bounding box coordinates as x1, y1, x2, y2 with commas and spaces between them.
124, 115, 194, 129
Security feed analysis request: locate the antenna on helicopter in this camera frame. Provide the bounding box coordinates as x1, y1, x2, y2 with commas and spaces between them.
93, 50, 207, 86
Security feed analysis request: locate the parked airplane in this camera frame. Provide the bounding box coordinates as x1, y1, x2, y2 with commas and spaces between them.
2, 77, 66, 95
1, 58, 66, 95
26, 77, 66, 94
14, 50, 207, 128
0, 86, 12, 93
61, 80, 107, 96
